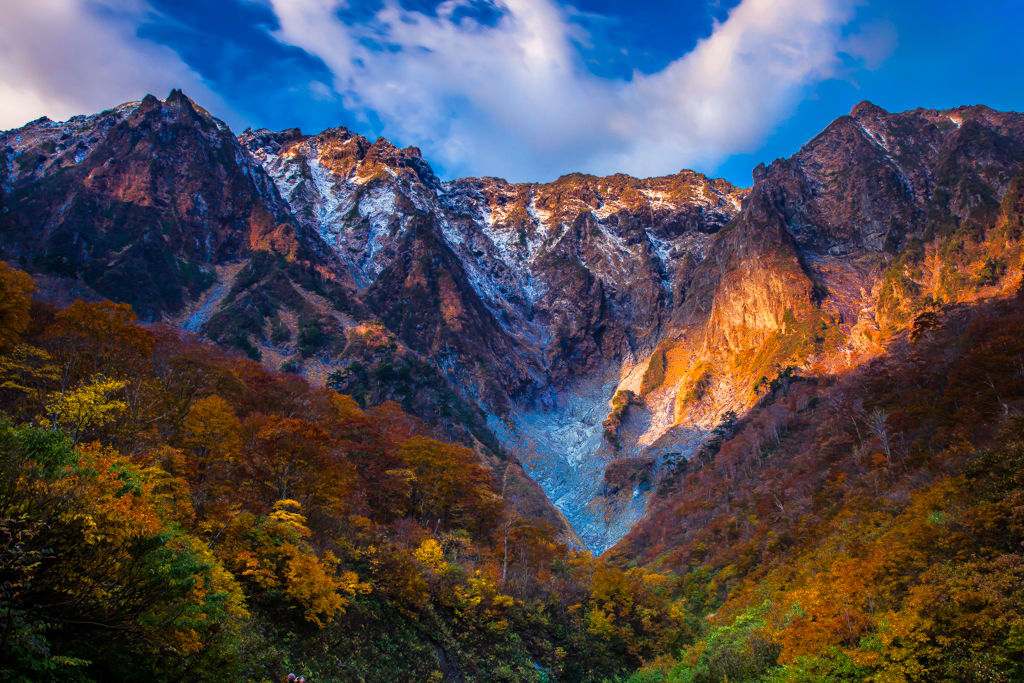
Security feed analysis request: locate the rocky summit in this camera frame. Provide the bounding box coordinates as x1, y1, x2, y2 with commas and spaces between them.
4, 92, 1024, 553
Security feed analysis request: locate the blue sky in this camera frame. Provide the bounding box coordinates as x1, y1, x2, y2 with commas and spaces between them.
1, 0, 1022, 187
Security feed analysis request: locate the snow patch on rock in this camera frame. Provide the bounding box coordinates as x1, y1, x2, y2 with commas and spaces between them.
491, 375, 633, 553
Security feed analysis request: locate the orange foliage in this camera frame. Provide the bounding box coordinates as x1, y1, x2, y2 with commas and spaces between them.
0, 262, 33, 350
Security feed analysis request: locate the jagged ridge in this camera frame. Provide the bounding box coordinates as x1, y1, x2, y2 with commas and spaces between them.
4, 93, 1024, 552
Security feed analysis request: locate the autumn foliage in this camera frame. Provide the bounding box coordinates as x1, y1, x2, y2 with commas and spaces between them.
7, 250, 1024, 681
0, 268, 686, 681
622, 294, 1024, 681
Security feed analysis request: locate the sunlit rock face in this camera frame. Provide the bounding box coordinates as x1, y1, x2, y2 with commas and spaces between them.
7, 93, 1024, 552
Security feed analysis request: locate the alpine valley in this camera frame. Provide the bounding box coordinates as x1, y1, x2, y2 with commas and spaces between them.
4, 90, 1024, 681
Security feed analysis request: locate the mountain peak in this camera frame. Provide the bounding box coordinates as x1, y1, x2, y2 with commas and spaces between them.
850, 100, 888, 119
162, 88, 199, 118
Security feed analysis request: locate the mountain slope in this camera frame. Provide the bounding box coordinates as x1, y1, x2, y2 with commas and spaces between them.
240, 124, 750, 549
4, 94, 1024, 553
0, 91, 573, 542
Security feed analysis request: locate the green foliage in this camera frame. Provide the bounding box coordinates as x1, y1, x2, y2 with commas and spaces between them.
761, 649, 873, 682
640, 346, 667, 396
0, 420, 247, 681
627, 603, 779, 683
297, 317, 328, 357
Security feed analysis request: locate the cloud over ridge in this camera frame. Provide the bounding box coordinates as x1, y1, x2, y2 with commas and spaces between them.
267, 0, 867, 180
0, 0, 890, 182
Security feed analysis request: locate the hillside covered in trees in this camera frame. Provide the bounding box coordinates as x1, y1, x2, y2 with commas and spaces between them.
618, 291, 1024, 682
5, 237, 1024, 681
0, 263, 688, 681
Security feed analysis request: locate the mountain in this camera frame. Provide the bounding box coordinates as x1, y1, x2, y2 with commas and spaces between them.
4, 92, 1024, 555
237, 122, 749, 549
606, 107, 1024, 681
0, 91, 571, 543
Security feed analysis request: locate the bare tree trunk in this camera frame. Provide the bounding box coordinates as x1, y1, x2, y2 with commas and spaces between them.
867, 408, 891, 463
501, 467, 512, 587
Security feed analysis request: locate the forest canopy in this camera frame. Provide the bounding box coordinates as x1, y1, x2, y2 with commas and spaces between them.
3, 253, 1024, 681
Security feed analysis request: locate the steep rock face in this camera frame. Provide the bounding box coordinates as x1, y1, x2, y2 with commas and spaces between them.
360, 214, 540, 412
688, 183, 818, 354
242, 131, 749, 549
759, 102, 1024, 255
241, 127, 442, 287
240, 101, 1024, 552
607, 102, 1024, 556
241, 127, 748, 413
439, 171, 744, 388
240, 126, 546, 408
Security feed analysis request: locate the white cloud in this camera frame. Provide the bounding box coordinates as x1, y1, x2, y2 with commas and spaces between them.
0, 0, 882, 182
0, 0, 238, 130
266, 0, 867, 181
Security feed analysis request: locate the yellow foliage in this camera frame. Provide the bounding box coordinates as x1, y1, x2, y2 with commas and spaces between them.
281, 544, 348, 627
340, 569, 373, 597
69, 443, 163, 537
225, 499, 371, 627
414, 538, 447, 573
236, 549, 279, 589
138, 452, 196, 526
667, 598, 687, 624
587, 607, 616, 638
184, 394, 242, 463
641, 571, 672, 589
43, 374, 127, 442
174, 534, 250, 623
269, 498, 312, 538
493, 594, 515, 609
0, 344, 58, 398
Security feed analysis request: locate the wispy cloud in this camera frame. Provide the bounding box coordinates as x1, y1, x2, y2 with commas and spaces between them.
266, 0, 878, 180
0, 0, 237, 130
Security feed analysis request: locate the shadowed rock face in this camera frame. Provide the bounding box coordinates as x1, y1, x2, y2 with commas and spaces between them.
239, 125, 748, 408
4, 94, 1024, 551
0, 91, 339, 320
